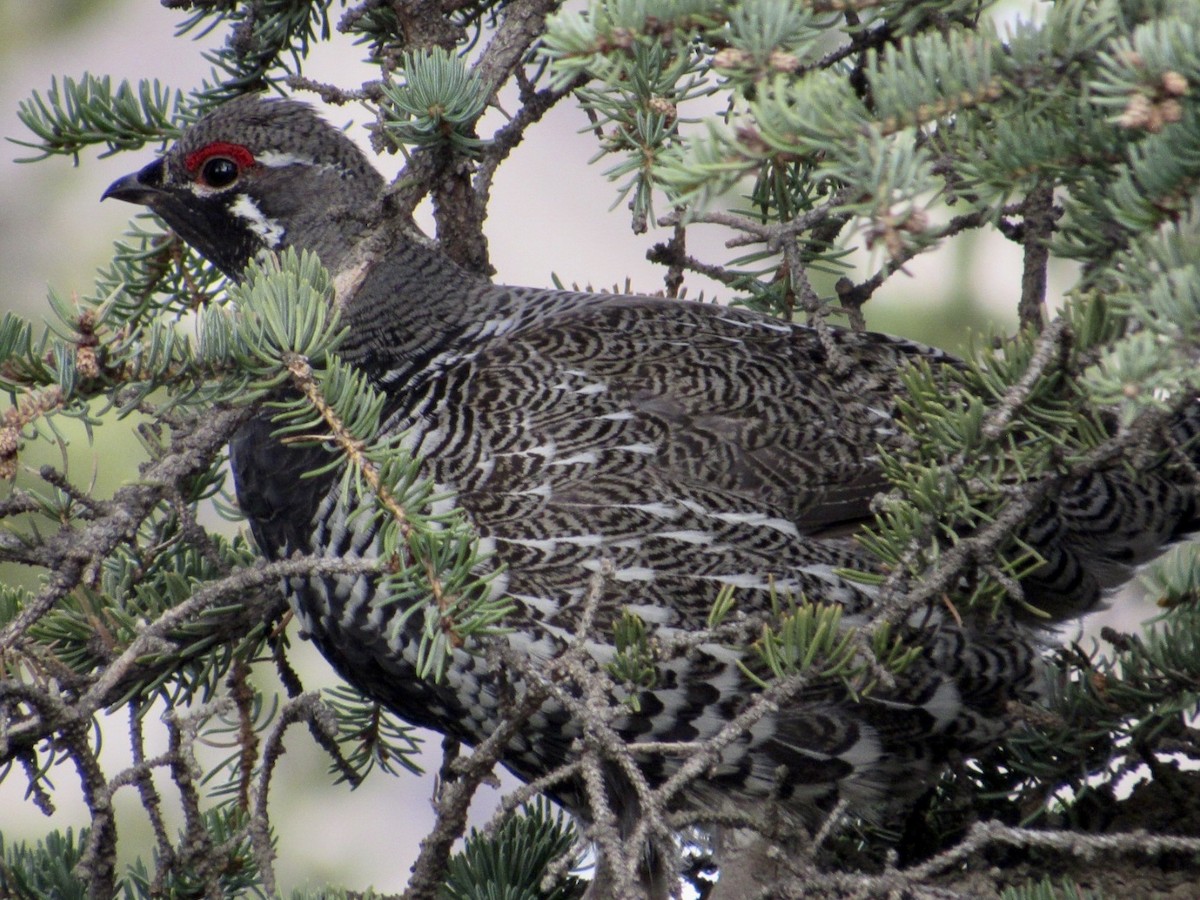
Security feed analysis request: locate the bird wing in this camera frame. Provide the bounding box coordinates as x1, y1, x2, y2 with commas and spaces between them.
400, 294, 945, 632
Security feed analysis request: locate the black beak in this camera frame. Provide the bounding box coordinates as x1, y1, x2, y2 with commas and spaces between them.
102, 158, 167, 205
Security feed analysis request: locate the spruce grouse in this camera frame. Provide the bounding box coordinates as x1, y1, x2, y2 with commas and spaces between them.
102, 94, 1200, 895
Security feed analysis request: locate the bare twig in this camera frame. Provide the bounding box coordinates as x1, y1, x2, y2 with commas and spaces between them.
0, 406, 250, 651
1017, 178, 1059, 332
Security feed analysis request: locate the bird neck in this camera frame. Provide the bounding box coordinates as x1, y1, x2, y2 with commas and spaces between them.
332, 233, 501, 384
279, 202, 378, 282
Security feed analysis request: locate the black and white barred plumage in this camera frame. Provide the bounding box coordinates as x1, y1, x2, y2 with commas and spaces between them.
103, 94, 1200, 883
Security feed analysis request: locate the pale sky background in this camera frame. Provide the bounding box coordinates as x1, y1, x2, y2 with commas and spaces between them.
0, 1, 1154, 895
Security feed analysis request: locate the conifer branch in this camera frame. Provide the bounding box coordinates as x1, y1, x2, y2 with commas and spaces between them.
6, 2, 1200, 897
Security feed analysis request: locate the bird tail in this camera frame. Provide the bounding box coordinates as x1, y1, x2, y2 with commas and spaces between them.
1017, 400, 1200, 620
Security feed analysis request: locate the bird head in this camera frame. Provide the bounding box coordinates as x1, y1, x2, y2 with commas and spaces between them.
103, 95, 385, 279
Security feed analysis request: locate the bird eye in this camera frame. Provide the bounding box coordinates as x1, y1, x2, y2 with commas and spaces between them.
200, 157, 239, 188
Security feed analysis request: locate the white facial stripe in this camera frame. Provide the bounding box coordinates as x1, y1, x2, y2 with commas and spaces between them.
229, 195, 286, 248
255, 150, 309, 168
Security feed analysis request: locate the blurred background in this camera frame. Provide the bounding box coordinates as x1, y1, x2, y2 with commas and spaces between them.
1, 1, 1124, 894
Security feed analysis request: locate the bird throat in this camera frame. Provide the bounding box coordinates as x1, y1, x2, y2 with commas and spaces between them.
226, 194, 286, 260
